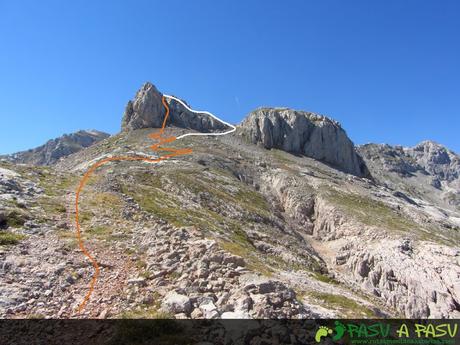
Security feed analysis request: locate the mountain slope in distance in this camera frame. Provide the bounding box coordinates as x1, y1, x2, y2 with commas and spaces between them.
1, 130, 110, 166
0, 82, 459, 320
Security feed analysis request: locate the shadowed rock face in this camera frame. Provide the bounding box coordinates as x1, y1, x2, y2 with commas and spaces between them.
238, 107, 370, 178
2, 130, 109, 166
121, 82, 231, 133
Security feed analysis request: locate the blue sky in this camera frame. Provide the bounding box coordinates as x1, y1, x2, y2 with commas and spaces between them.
1, 0, 459, 154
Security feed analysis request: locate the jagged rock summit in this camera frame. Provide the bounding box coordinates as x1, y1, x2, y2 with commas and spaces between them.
238, 107, 370, 177
122, 82, 369, 177
121, 82, 231, 133
410, 140, 459, 182
359, 140, 460, 208
359, 141, 460, 182
1, 81, 460, 320
2, 130, 109, 166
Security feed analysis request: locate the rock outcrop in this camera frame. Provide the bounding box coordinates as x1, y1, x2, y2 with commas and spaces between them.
239, 108, 370, 177
310, 194, 460, 318
2, 82, 459, 321
409, 141, 459, 182
121, 82, 231, 133
358, 141, 460, 207
345, 241, 460, 318
2, 130, 109, 166
359, 141, 460, 182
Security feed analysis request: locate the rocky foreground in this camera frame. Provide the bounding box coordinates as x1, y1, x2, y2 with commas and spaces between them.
0, 82, 459, 319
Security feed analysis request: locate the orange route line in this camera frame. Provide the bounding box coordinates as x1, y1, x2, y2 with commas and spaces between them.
75, 96, 192, 313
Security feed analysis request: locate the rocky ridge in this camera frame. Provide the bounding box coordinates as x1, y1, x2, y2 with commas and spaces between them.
121, 82, 231, 134
0, 82, 459, 320
239, 107, 370, 177
359, 141, 460, 209
2, 130, 109, 166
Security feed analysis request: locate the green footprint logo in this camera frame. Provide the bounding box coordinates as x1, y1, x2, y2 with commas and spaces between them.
315, 326, 333, 343
333, 321, 346, 341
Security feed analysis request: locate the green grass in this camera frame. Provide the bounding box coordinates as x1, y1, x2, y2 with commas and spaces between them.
5, 198, 26, 209
136, 258, 147, 270
219, 226, 274, 277
119, 292, 169, 319
3, 209, 28, 228
127, 172, 163, 189
140, 270, 153, 279
324, 188, 460, 245
219, 240, 273, 277
78, 210, 94, 224
0, 232, 25, 245
85, 224, 132, 243
89, 192, 123, 208
119, 167, 280, 277
120, 169, 270, 231
129, 187, 222, 230
166, 271, 181, 281
311, 272, 340, 285
324, 189, 415, 232
167, 169, 271, 218
235, 189, 270, 215
38, 171, 78, 197
270, 149, 294, 164
40, 198, 67, 215
208, 167, 238, 181
60, 224, 116, 243
87, 225, 112, 238
305, 290, 376, 318
56, 230, 79, 250
135, 258, 153, 279
264, 252, 321, 273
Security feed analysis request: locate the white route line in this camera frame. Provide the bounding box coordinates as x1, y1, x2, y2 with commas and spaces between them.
163, 94, 236, 139
73, 92, 235, 312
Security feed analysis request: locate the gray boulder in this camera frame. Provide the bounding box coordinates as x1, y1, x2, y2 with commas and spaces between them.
238, 107, 370, 177
161, 291, 192, 314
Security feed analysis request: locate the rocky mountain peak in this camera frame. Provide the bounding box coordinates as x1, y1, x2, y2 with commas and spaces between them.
121, 82, 232, 133
358, 141, 460, 209
2, 130, 109, 166
408, 141, 459, 183
238, 107, 370, 178
360, 141, 460, 183
1, 84, 460, 321
410, 140, 458, 167
121, 82, 165, 131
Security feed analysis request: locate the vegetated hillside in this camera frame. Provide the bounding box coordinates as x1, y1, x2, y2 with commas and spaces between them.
0, 82, 458, 320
